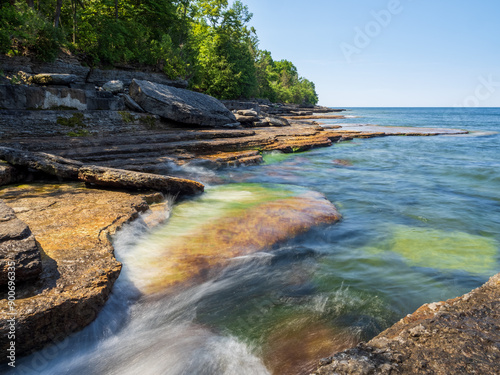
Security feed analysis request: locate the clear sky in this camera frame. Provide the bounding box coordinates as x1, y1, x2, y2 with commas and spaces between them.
241, 0, 500, 107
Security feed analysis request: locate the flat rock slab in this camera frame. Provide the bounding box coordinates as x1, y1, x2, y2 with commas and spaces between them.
0, 147, 204, 197
29, 73, 78, 85
336, 124, 469, 136
312, 272, 500, 375
0, 200, 41, 285
129, 79, 238, 127
0, 183, 163, 358
79, 165, 204, 196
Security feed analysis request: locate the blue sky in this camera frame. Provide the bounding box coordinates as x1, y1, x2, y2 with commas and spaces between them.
242, 0, 500, 107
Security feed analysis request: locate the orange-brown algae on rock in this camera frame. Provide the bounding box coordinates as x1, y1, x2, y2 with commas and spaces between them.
125, 185, 341, 296
0, 182, 164, 359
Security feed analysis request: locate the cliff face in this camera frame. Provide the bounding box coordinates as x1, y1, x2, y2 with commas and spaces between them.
312, 272, 500, 375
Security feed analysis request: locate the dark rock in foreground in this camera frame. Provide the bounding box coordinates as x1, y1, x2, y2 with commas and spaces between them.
129, 79, 238, 127
312, 272, 500, 375
0, 201, 41, 285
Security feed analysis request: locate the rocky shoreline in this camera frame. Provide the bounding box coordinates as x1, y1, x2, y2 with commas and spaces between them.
0, 183, 165, 358
1, 55, 497, 373
312, 272, 500, 374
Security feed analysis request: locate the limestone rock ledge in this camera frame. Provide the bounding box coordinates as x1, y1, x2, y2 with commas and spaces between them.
312, 272, 500, 375
0, 183, 164, 359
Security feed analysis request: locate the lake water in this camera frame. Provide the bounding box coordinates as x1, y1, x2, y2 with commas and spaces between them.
8, 108, 500, 375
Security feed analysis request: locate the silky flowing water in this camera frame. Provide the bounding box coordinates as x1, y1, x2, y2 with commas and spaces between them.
9, 108, 500, 375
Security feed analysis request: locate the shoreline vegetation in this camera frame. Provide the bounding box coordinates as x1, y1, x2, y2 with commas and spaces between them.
0, 0, 319, 106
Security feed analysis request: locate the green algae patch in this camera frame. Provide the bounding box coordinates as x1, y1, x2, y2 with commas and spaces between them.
262, 151, 294, 165
369, 225, 498, 275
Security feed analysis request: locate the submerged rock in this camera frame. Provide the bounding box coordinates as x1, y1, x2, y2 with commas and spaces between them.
121, 184, 341, 295
129, 79, 238, 127
312, 272, 500, 375
0, 200, 41, 285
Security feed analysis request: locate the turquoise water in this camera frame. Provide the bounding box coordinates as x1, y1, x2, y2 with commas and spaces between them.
7, 108, 500, 374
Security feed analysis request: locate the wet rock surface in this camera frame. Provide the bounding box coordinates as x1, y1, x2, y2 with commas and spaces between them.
0, 183, 162, 358
312, 272, 500, 375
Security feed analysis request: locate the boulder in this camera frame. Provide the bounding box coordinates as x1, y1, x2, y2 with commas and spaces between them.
236, 109, 259, 117
29, 73, 78, 85
88, 69, 188, 88
123, 94, 145, 112
129, 79, 238, 127
0, 147, 82, 179
0, 163, 23, 186
0, 201, 42, 285
102, 80, 124, 94
265, 116, 290, 127
221, 100, 261, 114
235, 114, 260, 124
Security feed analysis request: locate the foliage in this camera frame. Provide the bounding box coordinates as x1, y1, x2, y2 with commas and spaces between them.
0, 0, 318, 104
0, 3, 64, 61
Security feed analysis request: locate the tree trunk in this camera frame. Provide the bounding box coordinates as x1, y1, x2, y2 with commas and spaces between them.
114, 0, 118, 19
72, 0, 76, 43
26, 0, 34, 8
54, 0, 63, 28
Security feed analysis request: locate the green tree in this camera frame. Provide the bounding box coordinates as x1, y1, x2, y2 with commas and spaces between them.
191, 0, 256, 99
0, 0, 318, 103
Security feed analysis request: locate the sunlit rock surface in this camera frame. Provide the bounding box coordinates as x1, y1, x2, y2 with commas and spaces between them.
0, 183, 161, 357
121, 184, 341, 295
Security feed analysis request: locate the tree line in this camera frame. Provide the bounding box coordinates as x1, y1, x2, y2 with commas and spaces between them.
0, 0, 318, 105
